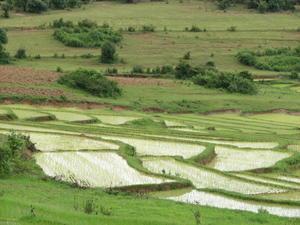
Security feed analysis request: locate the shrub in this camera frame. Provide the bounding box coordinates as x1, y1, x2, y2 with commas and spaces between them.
183, 51, 191, 60
53, 19, 122, 48
58, 69, 122, 97
236, 51, 256, 66
175, 61, 198, 79
142, 25, 155, 32
289, 72, 299, 80
192, 70, 257, 94
131, 65, 144, 74
0, 132, 29, 177
227, 26, 237, 32
15, 48, 27, 59
101, 41, 117, 64
0, 45, 10, 64
0, 28, 8, 44
26, 0, 48, 13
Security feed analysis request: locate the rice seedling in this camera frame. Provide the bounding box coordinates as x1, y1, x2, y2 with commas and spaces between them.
35, 152, 170, 187
142, 158, 285, 194
12, 109, 49, 120
208, 146, 291, 172
168, 190, 300, 218
44, 111, 94, 122
93, 115, 139, 125
101, 135, 205, 158
29, 133, 119, 152
232, 173, 300, 189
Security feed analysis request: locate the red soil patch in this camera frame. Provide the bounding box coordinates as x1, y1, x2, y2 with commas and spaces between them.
109, 76, 174, 86
0, 87, 65, 97
0, 66, 60, 84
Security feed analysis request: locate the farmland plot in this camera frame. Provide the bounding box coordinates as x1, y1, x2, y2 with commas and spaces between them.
101, 135, 205, 158
142, 158, 285, 194
208, 146, 291, 172
28, 133, 119, 152
93, 115, 139, 125
0, 122, 78, 135
168, 190, 300, 218
12, 109, 50, 120
35, 152, 169, 187
44, 111, 94, 122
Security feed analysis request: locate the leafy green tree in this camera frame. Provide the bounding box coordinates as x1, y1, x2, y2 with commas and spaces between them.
26, 0, 48, 13
101, 41, 117, 64
0, 28, 8, 44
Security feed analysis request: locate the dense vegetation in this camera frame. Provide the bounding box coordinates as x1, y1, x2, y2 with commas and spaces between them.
0, 28, 9, 64
53, 18, 122, 48
58, 69, 122, 97
0, 0, 90, 15
0, 132, 33, 177
175, 61, 257, 94
217, 0, 297, 12
237, 46, 300, 72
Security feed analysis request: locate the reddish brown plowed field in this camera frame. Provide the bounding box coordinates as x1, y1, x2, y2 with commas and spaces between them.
0, 66, 60, 84
0, 87, 65, 97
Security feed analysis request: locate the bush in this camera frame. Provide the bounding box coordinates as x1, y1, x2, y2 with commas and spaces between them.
58, 69, 122, 97
101, 41, 117, 64
0, 28, 8, 44
192, 70, 257, 94
236, 51, 256, 66
15, 48, 27, 59
142, 25, 155, 32
175, 61, 199, 79
26, 0, 48, 13
53, 19, 122, 48
0, 132, 29, 177
131, 65, 144, 74
227, 26, 237, 32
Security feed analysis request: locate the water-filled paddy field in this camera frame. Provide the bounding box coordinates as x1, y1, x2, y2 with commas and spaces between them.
0, 104, 299, 218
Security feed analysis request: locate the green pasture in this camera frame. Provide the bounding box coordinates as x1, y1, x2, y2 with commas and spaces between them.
0, 1, 299, 31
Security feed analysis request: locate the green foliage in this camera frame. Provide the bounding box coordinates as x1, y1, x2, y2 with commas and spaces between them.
26, 0, 48, 13
0, 28, 8, 45
0, 132, 28, 177
101, 41, 117, 64
58, 69, 122, 97
53, 19, 122, 48
0, 28, 9, 64
237, 47, 300, 72
192, 69, 257, 94
175, 61, 199, 79
15, 48, 27, 59
216, 0, 296, 12
142, 24, 156, 32
236, 51, 256, 66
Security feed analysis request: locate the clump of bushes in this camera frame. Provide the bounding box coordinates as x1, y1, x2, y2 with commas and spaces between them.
185, 26, 206, 32
216, 0, 296, 12
53, 19, 122, 48
130, 65, 174, 75
101, 41, 118, 64
1, 0, 87, 15
0, 28, 10, 64
175, 61, 256, 94
0, 132, 32, 177
58, 69, 122, 97
236, 46, 300, 72
15, 48, 27, 59
142, 25, 155, 32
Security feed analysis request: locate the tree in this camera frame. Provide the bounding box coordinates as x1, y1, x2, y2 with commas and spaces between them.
1, 1, 12, 18
0, 28, 8, 44
101, 41, 117, 64
26, 0, 48, 13
13, 0, 29, 11
0, 28, 10, 64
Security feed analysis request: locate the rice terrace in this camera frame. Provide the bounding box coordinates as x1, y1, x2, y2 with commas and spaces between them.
0, 1, 300, 225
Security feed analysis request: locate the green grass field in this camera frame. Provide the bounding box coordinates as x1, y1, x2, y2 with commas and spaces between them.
1, 1, 300, 224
